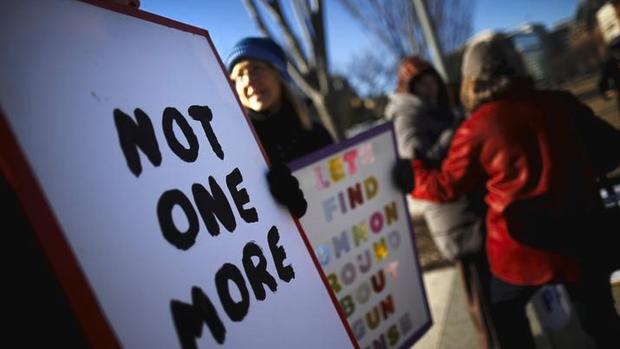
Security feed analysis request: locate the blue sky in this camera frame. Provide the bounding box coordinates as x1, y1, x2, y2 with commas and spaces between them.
141, 0, 578, 73
472, 0, 577, 32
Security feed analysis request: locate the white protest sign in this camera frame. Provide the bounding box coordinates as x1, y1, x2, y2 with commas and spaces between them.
289, 123, 432, 348
0, 1, 356, 348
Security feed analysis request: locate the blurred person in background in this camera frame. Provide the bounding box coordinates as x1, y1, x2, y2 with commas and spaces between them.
598, 36, 620, 112
226, 37, 334, 218
386, 56, 498, 349
410, 32, 620, 349
226, 37, 333, 164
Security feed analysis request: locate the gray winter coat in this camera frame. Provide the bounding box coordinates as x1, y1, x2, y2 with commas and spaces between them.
385, 92, 483, 260
385, 93, 455, 162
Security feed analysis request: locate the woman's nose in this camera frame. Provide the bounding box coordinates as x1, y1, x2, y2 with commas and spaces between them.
246, 74, 262, 90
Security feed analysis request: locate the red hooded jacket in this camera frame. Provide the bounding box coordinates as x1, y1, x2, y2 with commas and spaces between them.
412, 86, 615, 285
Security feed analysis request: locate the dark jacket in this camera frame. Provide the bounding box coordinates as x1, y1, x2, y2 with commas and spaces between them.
598, 54, 620, 95
249, 102, 333, 164
386, 93, 483, 260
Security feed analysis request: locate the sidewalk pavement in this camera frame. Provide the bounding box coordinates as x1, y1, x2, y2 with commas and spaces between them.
411, 266, 478, 349
409, 199, 480, 349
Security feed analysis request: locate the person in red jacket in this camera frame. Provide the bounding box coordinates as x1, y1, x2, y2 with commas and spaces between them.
411, 32, 620, 349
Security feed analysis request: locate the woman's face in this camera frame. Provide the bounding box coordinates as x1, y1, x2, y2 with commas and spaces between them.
412, 73, 440, 107
231, 59, 282, 113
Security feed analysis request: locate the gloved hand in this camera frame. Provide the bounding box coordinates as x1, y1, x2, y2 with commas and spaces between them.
392, 158, 414, 194
414, 148, 441, 168
267, 162, 308, 219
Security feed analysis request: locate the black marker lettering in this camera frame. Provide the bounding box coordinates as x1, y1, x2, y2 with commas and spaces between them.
163, 107, 199, 162
188, 105, 224, 160
268, 226, 295, 282
216, 263, 250, 322
242, 242, 277, 300
113, 108, 162, 177
192, 177, 236, 237
170, 286, 226, 348
226, 168, 258, 223
157, 189, 199, 250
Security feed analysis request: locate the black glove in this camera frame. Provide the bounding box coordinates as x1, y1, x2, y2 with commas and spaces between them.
267, 162, 308, 219
414, 148, 441, 168
392, 158, 414, 194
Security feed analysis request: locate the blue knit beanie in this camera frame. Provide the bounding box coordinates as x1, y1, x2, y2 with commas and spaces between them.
226, 37, 290, 80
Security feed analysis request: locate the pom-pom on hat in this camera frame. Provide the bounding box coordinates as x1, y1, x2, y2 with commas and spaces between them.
226, 37, 290, 80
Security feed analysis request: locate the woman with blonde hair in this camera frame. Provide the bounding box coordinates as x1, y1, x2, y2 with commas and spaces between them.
386, 56, 497, 349
226, 37, 332, 164
226, 37, 333, 218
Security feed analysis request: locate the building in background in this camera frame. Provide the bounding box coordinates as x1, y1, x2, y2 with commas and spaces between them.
509, 24, 556, 87
441, 1, 614, 89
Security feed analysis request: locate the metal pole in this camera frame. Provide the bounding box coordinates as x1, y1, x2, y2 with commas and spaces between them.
412, 0, 449, 82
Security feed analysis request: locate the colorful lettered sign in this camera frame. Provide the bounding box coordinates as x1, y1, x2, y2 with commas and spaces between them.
290, 123, 432, 349
0, 1, 356, 348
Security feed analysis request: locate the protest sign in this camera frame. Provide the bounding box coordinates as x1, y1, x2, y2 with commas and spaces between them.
290, 123, 432, 348
0, 1, 356, 348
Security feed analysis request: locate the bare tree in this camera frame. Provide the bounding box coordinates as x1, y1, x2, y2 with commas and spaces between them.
426, 0, 473, 54
339, 0, 422, 58
346, 50, 397, 97
241, 0, 344, 140
339, 0, 473, 82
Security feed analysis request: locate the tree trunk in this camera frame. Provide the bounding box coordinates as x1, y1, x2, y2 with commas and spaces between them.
312, 90, 345, 141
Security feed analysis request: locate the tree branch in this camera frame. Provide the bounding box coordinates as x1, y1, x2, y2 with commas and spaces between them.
339, 0, 404, 56
338, 0, 472, 58
310, 0, 330, 94
288, 64, 320, 100
259, 0, 310, 74
241, 0, 274, 38
291, 0, 316, 68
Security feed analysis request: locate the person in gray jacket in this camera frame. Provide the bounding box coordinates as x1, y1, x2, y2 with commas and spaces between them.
386, 56, 498, 349
385, 56, 482, 259
386, 57, 456, 165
